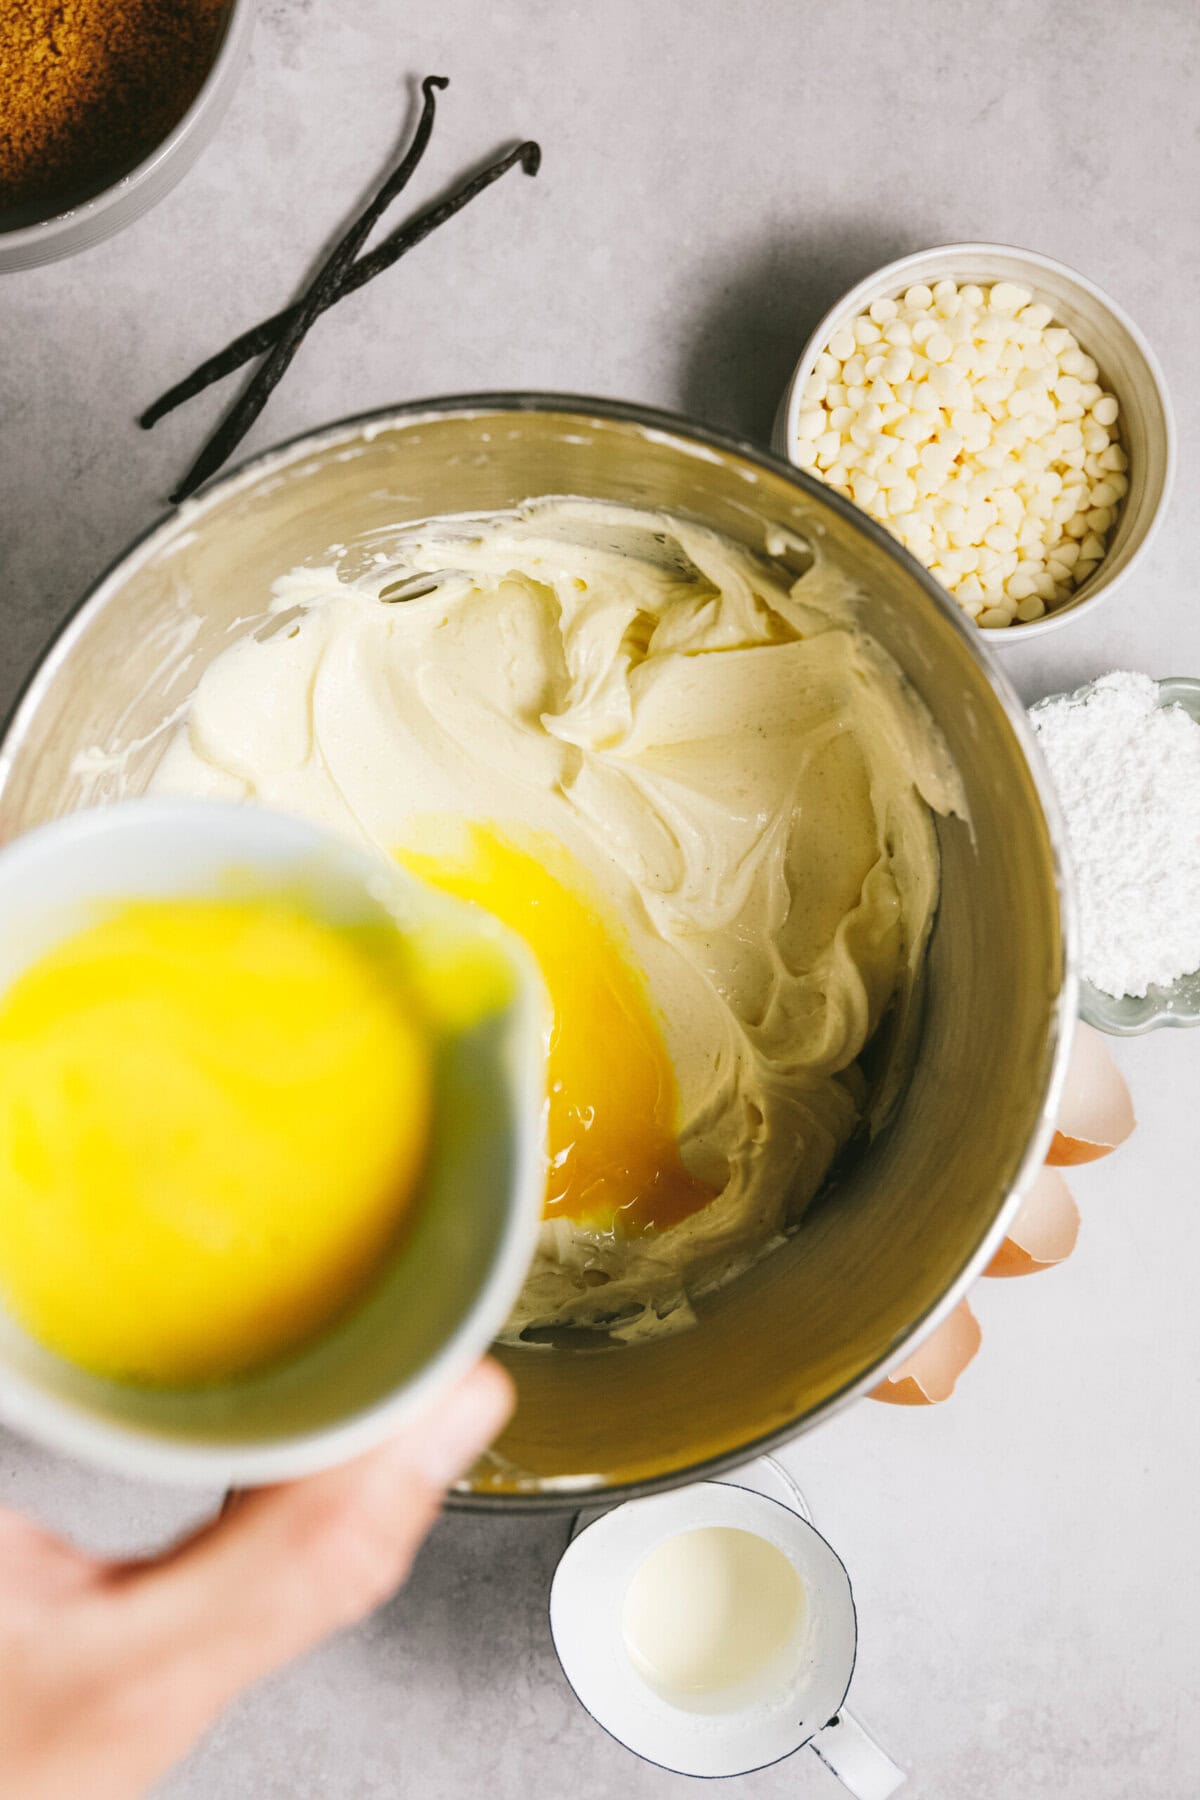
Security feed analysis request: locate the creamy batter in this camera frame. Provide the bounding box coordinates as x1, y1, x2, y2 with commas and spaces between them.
149, 500, 959, 1340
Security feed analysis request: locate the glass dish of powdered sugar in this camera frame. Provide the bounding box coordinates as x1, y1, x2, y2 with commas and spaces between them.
1030, 672, 1200, 1035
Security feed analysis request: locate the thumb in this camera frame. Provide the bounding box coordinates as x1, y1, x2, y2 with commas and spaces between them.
111, 1358, 512, 1716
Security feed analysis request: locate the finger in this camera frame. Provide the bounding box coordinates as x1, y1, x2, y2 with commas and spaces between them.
0, 1508, 99, 1599
109, 1359, 512, 1712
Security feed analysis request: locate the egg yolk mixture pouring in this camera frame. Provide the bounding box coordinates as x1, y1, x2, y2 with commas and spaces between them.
398, 824, 716, 1236
148, 500, 961, 1341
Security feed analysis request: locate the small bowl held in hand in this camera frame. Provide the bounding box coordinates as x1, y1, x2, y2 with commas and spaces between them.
0, 799, 546, 1485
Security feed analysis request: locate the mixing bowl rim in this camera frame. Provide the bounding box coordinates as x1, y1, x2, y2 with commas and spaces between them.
0, 392, 1078, 1504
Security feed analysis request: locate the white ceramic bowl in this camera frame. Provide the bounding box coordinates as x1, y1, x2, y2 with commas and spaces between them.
0, 0, 253, 273
773, 242, 1175, 642
0, 799, 546, 1486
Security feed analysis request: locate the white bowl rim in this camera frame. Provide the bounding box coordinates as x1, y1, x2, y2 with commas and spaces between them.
776, 239, 1176, 646
0, 0, 254, 258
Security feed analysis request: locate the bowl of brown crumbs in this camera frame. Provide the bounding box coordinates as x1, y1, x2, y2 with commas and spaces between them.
0, 0, 253, 271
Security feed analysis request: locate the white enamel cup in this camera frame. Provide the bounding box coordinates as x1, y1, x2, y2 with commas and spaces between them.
549, 1476, 904, 1793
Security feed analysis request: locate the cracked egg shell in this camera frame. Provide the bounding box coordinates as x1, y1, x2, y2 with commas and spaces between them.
985, 1166, 1080, 1277
869, 1298, 982, 1405
1048, 1022, 1135, 1164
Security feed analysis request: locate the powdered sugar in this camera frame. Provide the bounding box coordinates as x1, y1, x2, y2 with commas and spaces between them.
1031, 671, 1200, 999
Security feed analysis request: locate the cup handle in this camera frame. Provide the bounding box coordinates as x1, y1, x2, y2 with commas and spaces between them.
808, 1708, 905, 1798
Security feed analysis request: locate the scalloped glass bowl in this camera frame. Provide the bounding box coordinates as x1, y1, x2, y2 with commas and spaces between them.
1034, 676, 1200, 1036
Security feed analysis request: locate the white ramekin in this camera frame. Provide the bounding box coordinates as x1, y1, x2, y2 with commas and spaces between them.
773, 242, 1175, 642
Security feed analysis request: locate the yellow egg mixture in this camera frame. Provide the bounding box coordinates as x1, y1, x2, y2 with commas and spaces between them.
146, 500, 960, 1342
399, 823, 715, 1235
0, 897, 431, 1383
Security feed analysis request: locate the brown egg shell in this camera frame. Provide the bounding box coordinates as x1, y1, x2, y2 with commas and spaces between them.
869, 1298, 981, 1405
1046, 1021, 1135, 1163
985, 1165, 1080, 1277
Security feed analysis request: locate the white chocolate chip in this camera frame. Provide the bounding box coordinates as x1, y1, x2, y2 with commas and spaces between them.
794, 278, 1127, 629
989, 281, 1032, 311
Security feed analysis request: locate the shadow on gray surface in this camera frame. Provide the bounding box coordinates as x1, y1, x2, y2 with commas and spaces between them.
374, 1506, 573, 1646
157, 1509, 607, 1800
677, 222, 926, 447
158, 1503, 842, 1798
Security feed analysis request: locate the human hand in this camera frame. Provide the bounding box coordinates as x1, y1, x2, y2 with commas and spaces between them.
0, 1359, 512, 1800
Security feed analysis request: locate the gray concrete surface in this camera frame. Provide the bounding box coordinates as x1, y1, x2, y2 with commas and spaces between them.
2, 3, 1198, 1795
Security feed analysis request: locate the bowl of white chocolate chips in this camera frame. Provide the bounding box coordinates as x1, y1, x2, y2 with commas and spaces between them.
775, 242, 1174, 636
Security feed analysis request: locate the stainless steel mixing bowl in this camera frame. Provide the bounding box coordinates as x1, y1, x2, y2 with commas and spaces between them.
0, 395, 1075, 1508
